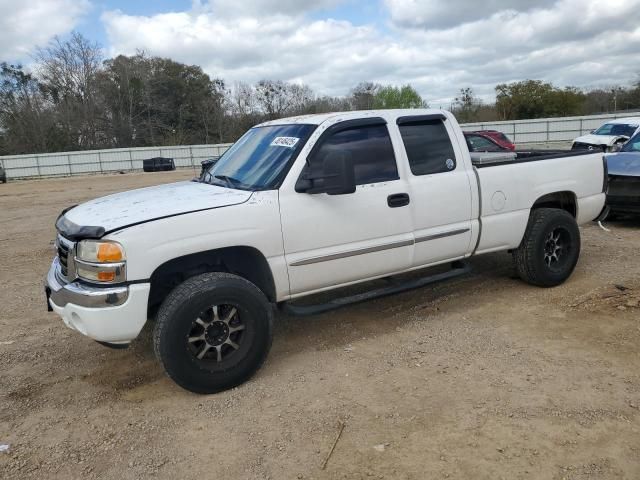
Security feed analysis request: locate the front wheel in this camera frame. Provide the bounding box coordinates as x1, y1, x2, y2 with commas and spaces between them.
153, 272, 273, 394
512, 208, 581, 287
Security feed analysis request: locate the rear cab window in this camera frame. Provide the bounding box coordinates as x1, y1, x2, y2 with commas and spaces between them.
397, 117, 457, 175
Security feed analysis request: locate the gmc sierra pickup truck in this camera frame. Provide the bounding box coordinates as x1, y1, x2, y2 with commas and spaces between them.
45, 109, 607, 394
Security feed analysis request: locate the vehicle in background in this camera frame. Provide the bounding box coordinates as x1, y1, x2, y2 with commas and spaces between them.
470, 130, 515, 151
0, 162, 6, 183
142, 157, 176, 172
464, 132, 511, 152
604, 131, 640, 216
46, 109, 606, 394
572, 118, 640, 152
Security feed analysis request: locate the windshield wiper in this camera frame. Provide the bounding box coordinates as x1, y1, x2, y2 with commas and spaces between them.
214, 174, 244, 189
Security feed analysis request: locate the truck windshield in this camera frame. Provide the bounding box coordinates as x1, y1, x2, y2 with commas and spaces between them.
202, 124, 316, 190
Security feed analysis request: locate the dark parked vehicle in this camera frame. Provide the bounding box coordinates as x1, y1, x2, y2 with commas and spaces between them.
470, 130, 515, 151
0, 163, 6, 183
464, 132, 511, 152
143, 157, 176, 172
605, 132, 640, 216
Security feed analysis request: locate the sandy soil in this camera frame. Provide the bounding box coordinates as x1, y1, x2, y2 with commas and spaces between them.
0, 171, 639, 480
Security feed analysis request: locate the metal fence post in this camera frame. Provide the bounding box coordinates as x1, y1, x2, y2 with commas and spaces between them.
129, 150, 134, 170
98, 151, 103, 172
546, 120, 550, 142
36, 155, 42, 178
579, 118, 583, 135
67, 154, 72, 176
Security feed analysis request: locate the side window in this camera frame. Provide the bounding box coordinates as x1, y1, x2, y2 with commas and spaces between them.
466, 134, 503, 152
309, 124, 399, 185
398, 121, 457, 175
465, 135, 504, 152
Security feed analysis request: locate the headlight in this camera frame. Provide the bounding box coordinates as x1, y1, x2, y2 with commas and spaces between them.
75, 240, 126, 283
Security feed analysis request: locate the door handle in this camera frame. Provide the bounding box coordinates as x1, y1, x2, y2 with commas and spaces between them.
387, 193, 410, 208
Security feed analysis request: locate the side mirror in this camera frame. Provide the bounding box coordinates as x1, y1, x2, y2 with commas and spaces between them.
323, 151, 356, 195
296, 151, 356, 195
200, 158, 217, 179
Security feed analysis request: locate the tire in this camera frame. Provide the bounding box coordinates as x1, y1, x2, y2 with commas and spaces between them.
153, 272, 273, 394
512, 208, 581, 287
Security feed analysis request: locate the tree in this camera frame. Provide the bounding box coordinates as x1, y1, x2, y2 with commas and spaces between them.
255, 80, 294, 118
495, 80, 554, 120
0, 63, 56, 154
544, 87, 585, 117
350, 82, 380, 110
373, 85, 426, 109
496, 80, 589, 120
37, 32, 103, 150
452, 87, 480, 122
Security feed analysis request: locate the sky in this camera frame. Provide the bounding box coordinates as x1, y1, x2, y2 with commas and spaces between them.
1, 0, 640, 105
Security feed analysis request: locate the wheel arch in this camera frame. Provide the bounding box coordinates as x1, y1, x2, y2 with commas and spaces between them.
148, 246, 276, 316
531, 191, 577, 218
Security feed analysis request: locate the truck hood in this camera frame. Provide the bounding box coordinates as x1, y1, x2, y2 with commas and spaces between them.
574, 134, 626, 147
606, 152, 640, 177
58, 181, 252, 239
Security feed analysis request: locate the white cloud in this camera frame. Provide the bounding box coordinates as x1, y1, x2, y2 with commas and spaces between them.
0, 0, 90, 61
101, 0, 640, 104
194, 0, 341, 17
384, 0, 558, 29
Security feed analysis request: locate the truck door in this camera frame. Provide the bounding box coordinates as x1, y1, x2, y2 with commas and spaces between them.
278, 119, 414, 296
395, 115, 474, 267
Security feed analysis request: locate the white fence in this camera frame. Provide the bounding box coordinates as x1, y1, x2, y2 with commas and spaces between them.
0, 143, 232, 180
3, 110, 640, 180
460, 111, 640, 146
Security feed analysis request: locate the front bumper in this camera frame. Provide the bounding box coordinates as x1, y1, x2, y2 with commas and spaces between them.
607, 175, 640, 214
45, 258, 150, 343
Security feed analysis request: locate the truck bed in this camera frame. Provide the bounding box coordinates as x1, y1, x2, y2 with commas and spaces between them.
471, 149, 597, 168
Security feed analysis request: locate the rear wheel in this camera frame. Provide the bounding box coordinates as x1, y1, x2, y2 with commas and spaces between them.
153, 272, 273, 394
513, 208, 581, 287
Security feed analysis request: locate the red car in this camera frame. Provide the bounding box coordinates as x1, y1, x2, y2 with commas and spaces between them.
469, 130, 515, 151
464, 132, 511, 153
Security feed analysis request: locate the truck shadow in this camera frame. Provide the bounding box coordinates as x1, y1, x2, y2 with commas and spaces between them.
267, 252, 518, 365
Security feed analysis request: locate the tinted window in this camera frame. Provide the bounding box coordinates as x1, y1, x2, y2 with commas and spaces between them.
594, 123, 638, 137
310, 124, 399, 185
621, 132, 640, 152
399, 121, 457, 175
466, 134, 504, 152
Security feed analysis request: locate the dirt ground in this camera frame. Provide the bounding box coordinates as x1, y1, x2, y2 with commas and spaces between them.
0, 171, 639, 480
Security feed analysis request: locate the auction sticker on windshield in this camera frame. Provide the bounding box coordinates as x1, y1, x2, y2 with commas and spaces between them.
270, 137, 300, 148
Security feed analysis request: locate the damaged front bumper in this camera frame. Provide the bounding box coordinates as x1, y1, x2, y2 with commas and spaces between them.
45, 258, 150, 344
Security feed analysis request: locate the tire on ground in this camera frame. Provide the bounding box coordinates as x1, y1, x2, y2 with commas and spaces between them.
512, 208, 581, 287
153, 272, 273, 394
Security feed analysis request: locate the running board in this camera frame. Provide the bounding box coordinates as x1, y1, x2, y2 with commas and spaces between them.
281, 261, 471, 316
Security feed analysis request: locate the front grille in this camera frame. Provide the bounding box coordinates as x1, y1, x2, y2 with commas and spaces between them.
572, 142, 605, 151
56, 235, 73, 278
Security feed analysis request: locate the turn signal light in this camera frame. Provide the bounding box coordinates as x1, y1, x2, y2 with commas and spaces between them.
97, 243, 124, 262
97, 271, 116, 282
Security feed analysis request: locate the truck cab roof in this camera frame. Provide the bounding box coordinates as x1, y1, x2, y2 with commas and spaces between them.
256, 109, 451, 127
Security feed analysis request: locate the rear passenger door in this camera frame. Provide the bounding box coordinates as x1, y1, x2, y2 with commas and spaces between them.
279, 119, 414, 296
396, 115, 475, 267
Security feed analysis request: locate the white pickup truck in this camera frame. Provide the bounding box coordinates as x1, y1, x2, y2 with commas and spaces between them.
46, 109, 607, 393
